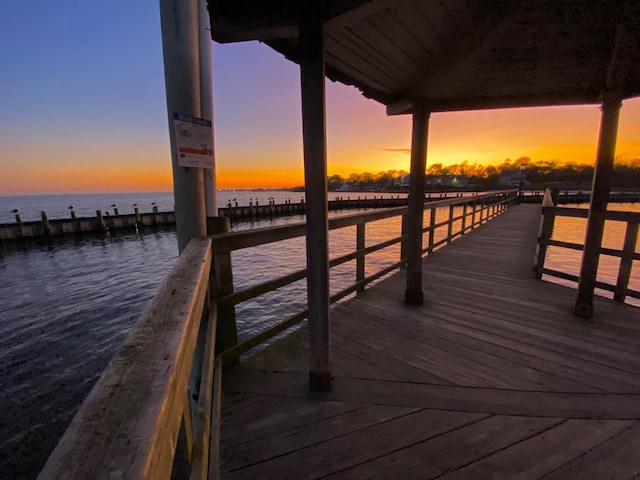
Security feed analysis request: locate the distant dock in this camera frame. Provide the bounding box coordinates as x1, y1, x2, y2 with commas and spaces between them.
2, 191, 638, 244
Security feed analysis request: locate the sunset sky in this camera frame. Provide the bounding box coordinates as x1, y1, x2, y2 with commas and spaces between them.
1, 1, 639, 195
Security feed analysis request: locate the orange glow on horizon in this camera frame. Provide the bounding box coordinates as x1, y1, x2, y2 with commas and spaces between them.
3, 98, 640, 195
216, 167, 304, 189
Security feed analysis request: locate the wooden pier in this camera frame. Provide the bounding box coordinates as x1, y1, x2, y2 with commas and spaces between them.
219, 203, 640, 479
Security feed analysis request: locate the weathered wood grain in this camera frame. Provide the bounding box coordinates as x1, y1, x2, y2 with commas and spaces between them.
437, 419, 633, 480
39, 237, 212, 480
217, 204, 639, 479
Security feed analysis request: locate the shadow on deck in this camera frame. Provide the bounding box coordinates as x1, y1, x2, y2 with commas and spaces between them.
220, 204, 640, 479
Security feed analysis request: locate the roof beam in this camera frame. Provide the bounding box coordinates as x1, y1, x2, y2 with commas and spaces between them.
328, 0, 399, 28
386, 0, 524, 115
208, 0, 299, 43
604, 0, 640, 95
389, 88, 603, 115
208, 0, 374, 43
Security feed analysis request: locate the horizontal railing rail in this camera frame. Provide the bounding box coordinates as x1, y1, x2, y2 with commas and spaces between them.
534, 190, 640, 302
39, 238, 221, 480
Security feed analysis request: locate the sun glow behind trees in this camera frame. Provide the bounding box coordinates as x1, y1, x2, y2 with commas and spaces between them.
327, 156, 640, 191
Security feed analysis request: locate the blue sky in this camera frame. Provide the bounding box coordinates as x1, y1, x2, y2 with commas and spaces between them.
1, 1, 639, 194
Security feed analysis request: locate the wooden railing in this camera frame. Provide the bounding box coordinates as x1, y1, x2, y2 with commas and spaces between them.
39, 238, 220, 480
534, 190, 640, 303
212, 190, 518, 363
39, 189, 517, 480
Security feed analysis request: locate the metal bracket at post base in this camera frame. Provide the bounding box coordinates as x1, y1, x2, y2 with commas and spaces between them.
309, 370, 334, 392
404, 289, 424, 306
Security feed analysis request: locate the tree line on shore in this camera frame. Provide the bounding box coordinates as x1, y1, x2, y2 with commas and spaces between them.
327, 156, 640, 191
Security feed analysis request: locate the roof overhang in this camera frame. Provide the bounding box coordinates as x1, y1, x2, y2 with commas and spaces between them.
208, 0, 640, 114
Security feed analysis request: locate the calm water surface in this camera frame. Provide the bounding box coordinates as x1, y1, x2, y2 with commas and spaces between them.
0, 196, 637, 478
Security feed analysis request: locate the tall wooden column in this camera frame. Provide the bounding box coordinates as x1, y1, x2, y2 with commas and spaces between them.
199, 0, 218, 218
405, 106, 431, 305
574, 91, 622, 317
299, 11, 333, 391
160, 0, 206, 253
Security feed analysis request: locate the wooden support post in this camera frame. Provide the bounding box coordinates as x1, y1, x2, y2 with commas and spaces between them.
405, 106, 430, 305
189, 304, 218, 480
41, 211, 51, 239
182, 396, 194, 461
356, 223, 365, 293
160, 0, 206, 254
533, 189, 557, 279
206, 359, 222, 480
208, 217, 237, 359
299, 8, 333, 391
574, 92, 622, 317
95, 210, 105, 232
613, 221, 638, 303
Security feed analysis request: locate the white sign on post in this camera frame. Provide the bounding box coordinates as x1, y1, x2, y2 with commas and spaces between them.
173, 112, 214, 168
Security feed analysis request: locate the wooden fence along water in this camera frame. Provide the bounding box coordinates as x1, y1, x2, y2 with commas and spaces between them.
534, 190, 640, 303
519, 190, 640, 204
38, 190, 518, 479
0, 208, 175, 242
4, 191, 638, 244
0, 197, 414, 243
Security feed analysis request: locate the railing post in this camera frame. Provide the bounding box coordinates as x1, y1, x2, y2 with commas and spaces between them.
428, 207, 436, 253
400, 213, 408, 266
208, 217, 237, 359
614, 221, 639, 303
447, 205, 454, 244
534, 189, 557, 279
356, 222, 365, 292
574, 91, 622, 318
471, 202, 477, 229
461, 203, 467, 234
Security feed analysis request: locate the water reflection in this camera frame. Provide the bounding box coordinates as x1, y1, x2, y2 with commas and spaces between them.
1, 202, 637, 477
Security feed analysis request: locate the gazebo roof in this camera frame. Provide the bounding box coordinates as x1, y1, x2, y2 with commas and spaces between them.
208, 0, 640, 113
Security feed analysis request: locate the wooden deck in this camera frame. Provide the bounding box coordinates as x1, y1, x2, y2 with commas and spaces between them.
219, 204, 640, 479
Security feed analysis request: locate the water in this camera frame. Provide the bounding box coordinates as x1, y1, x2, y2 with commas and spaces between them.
0, 191, 410, 224
0, 195, 637, 478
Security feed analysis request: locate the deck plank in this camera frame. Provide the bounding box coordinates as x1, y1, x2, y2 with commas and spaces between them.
436, 419, 634, 480
539, 421, 640, 479
222, 409, 487, 480
221, 404, 419, 473
325, 415, 562, 480
219, 204, 640, 479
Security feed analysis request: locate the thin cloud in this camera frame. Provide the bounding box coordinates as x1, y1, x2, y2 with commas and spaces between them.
375, 147, 411, 154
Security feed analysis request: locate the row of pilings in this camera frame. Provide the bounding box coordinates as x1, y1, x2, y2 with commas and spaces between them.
0, 195, 447, 245
3, 191, 638, 245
